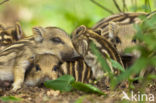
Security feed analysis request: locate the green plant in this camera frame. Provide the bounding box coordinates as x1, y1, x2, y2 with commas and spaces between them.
111, 13, 156, 89
0, 96, 22, 102
44, 75, 106, 95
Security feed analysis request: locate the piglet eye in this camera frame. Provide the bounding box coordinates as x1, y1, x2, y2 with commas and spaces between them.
53, 65, 59, 71
115, 36, 121, 44
132, 39, 136, 43
35, 64, 41, 71
51, 37, 63, 43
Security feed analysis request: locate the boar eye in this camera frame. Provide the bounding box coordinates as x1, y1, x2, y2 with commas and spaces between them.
53, 65, 59, 71
51, 37, 63, 44
35, 64, 41, 71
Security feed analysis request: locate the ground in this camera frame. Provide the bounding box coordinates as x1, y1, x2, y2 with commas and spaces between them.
0, 80, 156, 103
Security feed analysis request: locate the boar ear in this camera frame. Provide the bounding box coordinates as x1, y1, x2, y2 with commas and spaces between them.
32, 26, 45, 42
72, 25, 86, 37
15, 22, 25, 39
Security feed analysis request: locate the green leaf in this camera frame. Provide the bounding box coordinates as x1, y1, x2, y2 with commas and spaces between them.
147, 74, 156, 79
44, 75, 105, 95
71, 81, 106, 95
110, 59, 125, 72
150, 56, 156, 67
44, 75, 75, 92
128, 77, 142, 82
0, 96, 22, 102
110, 57, 148, 89
90, 42, 111, 73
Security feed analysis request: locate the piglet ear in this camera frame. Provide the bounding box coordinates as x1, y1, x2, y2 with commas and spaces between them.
108, 21, 119, 39
0, 24, 5, 31
76, 25, 87, 34
94, 28, 102, 35
72, 25, 87, 38
15, 22, 25, 39
32, 26, 45, 42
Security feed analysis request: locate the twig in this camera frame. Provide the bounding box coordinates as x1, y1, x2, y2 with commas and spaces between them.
0, 0, 9, 5
122, 0, 128, 12
131, 0, 137, 12
145, 0, 151, 12
135, 0, 137, 7
90, 0, 114, 14
112, 0, 122, 12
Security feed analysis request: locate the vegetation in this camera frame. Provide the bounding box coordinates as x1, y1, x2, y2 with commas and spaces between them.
44, 75, 105, 95
0, 0, 155, 34
0, 0, 155, 102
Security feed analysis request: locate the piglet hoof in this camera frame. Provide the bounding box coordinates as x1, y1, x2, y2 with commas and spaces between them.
11, 84, 21, 92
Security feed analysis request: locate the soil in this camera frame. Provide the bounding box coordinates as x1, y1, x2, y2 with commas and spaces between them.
0, 80, 156, 103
